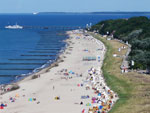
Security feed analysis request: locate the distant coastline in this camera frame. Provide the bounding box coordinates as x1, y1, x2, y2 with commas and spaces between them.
37, 12, 150, 15
1, 11, 150, 15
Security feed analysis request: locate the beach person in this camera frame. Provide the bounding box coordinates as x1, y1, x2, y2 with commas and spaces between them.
1, 86, 4, 91
82, 109, 85, 113
37, 101, 40, 104
7, 88, 10, 91
53, 86, 55, 90
80, 101, 83, 105
33, 98, 36, 101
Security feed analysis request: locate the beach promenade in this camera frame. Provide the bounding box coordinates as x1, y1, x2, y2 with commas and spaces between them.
0, 30, 118, 113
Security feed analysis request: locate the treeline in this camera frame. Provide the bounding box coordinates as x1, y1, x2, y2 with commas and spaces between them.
91, 16, 150, 70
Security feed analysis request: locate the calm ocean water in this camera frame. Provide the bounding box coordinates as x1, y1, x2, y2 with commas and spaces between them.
0, 13, 150, 84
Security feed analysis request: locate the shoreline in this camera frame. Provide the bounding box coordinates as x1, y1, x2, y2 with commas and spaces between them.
0, 30, 118, 113
0, 33, 70, 94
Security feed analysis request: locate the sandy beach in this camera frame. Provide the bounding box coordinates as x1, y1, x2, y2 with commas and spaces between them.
0, 30, 118, 113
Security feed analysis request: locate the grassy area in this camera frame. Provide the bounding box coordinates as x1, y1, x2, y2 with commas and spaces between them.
89, 33, 150, 113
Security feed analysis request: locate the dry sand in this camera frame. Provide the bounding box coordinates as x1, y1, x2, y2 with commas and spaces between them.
0, 30, 111, 113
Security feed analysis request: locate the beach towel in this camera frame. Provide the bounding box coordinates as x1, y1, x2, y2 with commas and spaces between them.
86, 103, 91, 106
29, 98, 33, 102
77, 84, 80, 87
69, 71, 72, 74
0, 106, 4, 109
15, 93, 19, 97
82, 109, 85, 113
81, 95, 89, 99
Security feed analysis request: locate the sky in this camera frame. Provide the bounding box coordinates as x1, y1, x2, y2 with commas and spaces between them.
0, 0, 150, 13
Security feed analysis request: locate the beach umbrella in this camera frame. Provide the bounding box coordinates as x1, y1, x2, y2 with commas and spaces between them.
69, 71, 72, 74
1, 104, 5, 107
92, 100, 96, 103
11, 99, 15, 102
97, 111, 101, 113
99, 105, 103, 110
92, 97, 96, 100
86, 95, 90, 98
98, 93, 101, 96
10, 97, 13, 100
86, 103, 91, 106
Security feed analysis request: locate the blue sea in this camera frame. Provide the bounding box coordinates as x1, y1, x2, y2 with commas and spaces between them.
0, 12, 150, 84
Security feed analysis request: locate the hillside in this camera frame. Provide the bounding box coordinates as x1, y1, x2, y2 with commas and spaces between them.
91, 16, 150, 70
89, 32, 150, 113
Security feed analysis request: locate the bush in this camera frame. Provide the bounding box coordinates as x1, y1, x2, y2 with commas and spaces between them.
32, 75, 39, 79
10, 84, 20, 91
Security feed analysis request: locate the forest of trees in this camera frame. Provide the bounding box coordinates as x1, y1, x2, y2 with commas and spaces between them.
91, 16, 150, 70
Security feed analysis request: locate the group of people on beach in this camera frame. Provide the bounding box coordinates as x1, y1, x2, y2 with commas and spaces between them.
0, 30, 118, 113
81, 67, 118, 113
67, 30, 118, 113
